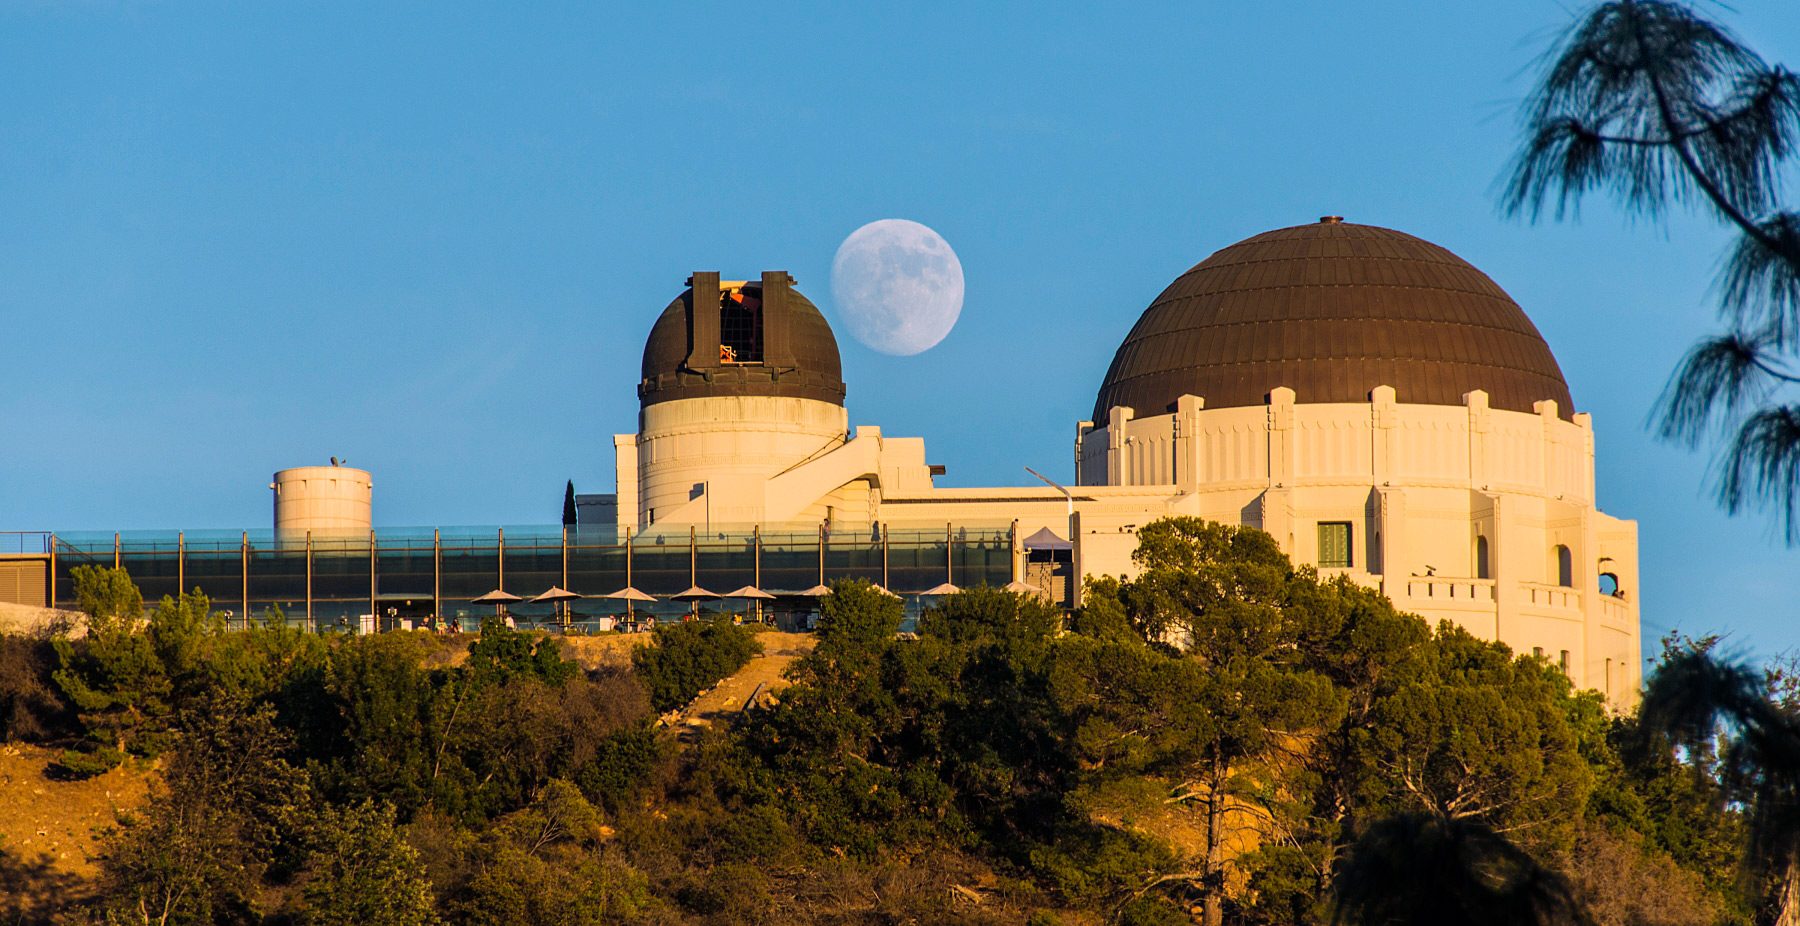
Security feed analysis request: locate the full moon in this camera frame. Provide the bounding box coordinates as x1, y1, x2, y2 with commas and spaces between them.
829, 219, 964, 356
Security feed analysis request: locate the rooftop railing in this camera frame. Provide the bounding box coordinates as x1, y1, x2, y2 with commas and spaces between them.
0, 531, 51, 555
43, 522, 1025, 626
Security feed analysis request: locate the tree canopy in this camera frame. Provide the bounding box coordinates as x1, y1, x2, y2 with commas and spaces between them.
0, 521, 1759, 924
1503, 0, 1800, 541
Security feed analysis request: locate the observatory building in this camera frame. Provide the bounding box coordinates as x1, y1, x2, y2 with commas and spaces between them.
604, 219, 1641, 701
5, 218, 1640, 702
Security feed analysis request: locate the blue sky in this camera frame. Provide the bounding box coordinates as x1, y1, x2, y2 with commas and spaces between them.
2, 1, 1796, 661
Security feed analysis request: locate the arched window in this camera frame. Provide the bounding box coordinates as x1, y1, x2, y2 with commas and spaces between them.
1555, 545, 1573, 588
1475, 535, 1490, 580
1598, 572, 1620, 597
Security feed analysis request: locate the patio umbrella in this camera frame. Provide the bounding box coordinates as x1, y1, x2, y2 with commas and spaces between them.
1003, 580, 1045, 597
471, 589, 523, 618
672, 585, 720, 619
921, 582, 960, 596
603, 586, 656, 622
792, 580, 831, 630
868, 584, 902, 599
723, 584, 775, 623
531, 586, 583, 624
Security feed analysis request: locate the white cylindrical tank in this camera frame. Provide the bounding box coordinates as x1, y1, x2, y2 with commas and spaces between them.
272, 466, 372, 535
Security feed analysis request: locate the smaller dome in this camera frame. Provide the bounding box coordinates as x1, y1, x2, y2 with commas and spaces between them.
639, 272, 846, 407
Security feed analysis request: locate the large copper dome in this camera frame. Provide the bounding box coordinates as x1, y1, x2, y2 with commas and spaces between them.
1091, 220, 1574, 425
639, 271, 846, 407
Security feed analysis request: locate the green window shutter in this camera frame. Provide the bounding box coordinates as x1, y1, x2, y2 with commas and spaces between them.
1317, 522, 1351, 568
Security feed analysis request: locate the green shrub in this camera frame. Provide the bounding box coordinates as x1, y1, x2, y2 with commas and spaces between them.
572, 726, 664, 813
630, 616, 761, 713
55, 745, 127, 779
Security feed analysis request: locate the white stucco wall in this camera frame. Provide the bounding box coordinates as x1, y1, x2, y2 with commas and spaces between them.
612, 383, 1642, 705
1075, 387, 1641, 705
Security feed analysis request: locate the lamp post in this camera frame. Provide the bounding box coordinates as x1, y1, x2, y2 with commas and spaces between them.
1024, 465, 1075, 543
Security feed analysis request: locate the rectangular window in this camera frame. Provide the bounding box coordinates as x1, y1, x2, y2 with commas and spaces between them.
719, 287, 763, 364
1317, 522, 1352, 568
1559, 650, 1570, 672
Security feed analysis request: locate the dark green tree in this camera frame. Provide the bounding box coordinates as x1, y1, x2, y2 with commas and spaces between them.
95, 700, 310, 925
1331, 813, 1590, 926
198, 603, 329, 707
630, 612, 762, 713
1359, 627, 1592, 838
1237, 573, 1432, 920
562, 480, 578, 530
1637, 643, 1800, 924
916, 585, 1075, 845
53, 583, 213, 773
299, 800, 439, 926
300, 632, 443, 818
70, 563, 143, 627
450, 780, 652, 926
726, 579, 944, 857
1502, 0, 1800, 540
1097, 519, 1345, 926
464, 617, 578, 689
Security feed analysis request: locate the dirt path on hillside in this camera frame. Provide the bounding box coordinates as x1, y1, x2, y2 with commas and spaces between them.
673, 631, 815, 738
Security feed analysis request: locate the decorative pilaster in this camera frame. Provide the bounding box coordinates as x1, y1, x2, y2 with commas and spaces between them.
1174, 394, 1203, 494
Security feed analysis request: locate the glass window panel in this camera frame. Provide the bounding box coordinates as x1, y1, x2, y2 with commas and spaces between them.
439, 544, 499, 602
887, 539, 949, 593
503, 539, 563, 599
182, 550, 244, 607
951, 539, 1011, 589
823, 536, 881, 584
759, 538, 821, 592
374, 539, 435, 599
120, 551, 180, 604
696, 539, 755, 593
248, 544, 309, 606
631, 540, 689, 595
310, 545, 372, 605
567, 543, 627, 598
